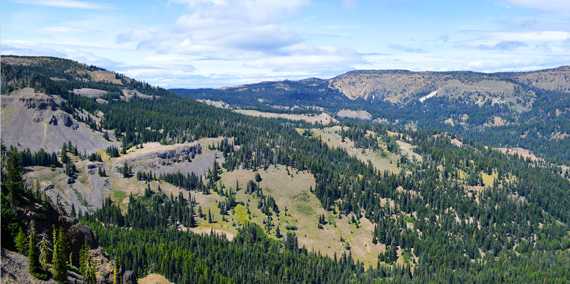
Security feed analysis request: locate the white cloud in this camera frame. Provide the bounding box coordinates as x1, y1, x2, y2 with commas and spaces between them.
496, 0, 570, 17
467, 56, 569, 72
459, 31, 570, 50
2, 41, 119, 69
170, 0, 308, 24
14, 0, 115, 10
118, 0, 362, 75
39, 26, 99, 33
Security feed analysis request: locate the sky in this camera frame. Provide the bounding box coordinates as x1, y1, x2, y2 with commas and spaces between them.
2, 0, 570, 88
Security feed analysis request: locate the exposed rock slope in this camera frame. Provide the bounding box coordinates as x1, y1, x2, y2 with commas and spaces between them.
1, 87, 117, 154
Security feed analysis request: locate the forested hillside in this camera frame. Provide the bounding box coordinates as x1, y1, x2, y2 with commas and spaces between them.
2, 56, 570, 283
173, 66, 570, 165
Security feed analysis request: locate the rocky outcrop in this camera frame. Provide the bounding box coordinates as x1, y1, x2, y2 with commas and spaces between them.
122, 270, 138, 284
58, 112, 79, 129
58, 216, 99, 265
20, 94, 58, 110
4, 201, 135, 284
1, 87, 119, 154
1, 249, 60, 284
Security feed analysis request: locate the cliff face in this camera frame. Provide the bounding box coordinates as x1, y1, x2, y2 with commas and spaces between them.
1, 87, 118, 154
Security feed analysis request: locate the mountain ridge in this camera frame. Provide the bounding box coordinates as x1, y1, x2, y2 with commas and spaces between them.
171, 64, 570, 164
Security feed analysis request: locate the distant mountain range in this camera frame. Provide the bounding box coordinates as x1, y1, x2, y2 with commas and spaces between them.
172, 66, 570, 164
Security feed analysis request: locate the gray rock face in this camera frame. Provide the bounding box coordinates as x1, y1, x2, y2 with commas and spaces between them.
1, 87, 119, 154
21, 95, 57, 110
48, 115, 58, 125
62, 216, 100, 265
58, 112, 79, 129
122, 270, 137, 284
116, 143, 222, 180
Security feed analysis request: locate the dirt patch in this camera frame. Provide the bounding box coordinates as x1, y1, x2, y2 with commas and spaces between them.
138, 273, 174, 284
72, 88, 107, 97
495, 147, 542, 162
197, 99, 232, 109
484, 116, 507, 127
234, 110, 337, 125
187, 227, 235, 241
88, 70, 122, 84
450, 138, 463, 147
336, 109, 372, 120
121, 89, 153, 100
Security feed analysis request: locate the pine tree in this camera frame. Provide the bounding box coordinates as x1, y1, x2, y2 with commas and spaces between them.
61, 143, 68, 164
28, 226, 41, 276
83, 261, 96, 284
38, 230, 52, 271
15, 227, 28, 254
79, 240, 90, 276
52, 227, 69, 283
189, 211, 196, 228
275, 226, 282, 238
208, 209, 213, 223
113, 262, 119, 284
122, 161, 131, 178
6, 152, 25, 205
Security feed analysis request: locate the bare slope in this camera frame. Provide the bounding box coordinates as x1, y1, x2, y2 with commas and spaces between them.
234, 109, 337, 125
504, 66, 570, 93
329, 70, 535, 111
1, 88, 117, 154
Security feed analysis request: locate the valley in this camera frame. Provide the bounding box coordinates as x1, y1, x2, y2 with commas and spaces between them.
2, 56, 570, 283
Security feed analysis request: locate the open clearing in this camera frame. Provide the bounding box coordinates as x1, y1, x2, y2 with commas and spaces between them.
72, 88, 107, 97
208, 165, 384, 267
495, 147, 542, 162
306, 126, 424, 174
234, 109, 337, 125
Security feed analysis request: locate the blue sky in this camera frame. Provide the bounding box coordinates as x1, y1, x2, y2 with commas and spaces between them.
2, 0, 570, 88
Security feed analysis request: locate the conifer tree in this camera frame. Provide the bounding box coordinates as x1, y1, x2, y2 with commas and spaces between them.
6, 152, 25, 205
28, 226, 41, 276
52, 227, 69, 283
113, 261, 119, 284
61, 143, 68, 164
83, 261, 96, 284
275, 226, 282, 238
38, 230, 52, 271
122, 161, 131, 178
15, 227, 28, 254
79, 240, 90, 276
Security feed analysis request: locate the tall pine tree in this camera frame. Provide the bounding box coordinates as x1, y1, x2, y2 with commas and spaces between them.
28, 226, 41, 276
52, 227, 69, 283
